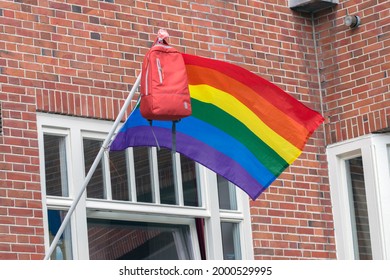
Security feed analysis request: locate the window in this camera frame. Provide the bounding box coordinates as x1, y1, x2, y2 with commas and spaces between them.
47, 209, 73, 260
84, 138, 106, 199
217, 176, 237, 210
43, 134, 69, 197
327, 134, 390, 259
87, 219, 193, 260
221, 222, 241, 260
346, 157, 372, 259
38, 113, 253, 260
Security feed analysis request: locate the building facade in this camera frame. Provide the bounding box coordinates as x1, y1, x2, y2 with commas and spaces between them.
0, 0, 389, 260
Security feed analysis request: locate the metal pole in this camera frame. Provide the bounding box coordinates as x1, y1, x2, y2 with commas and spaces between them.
44, 74, 141, 260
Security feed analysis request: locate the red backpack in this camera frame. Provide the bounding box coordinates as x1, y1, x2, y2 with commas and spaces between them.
140, 30, 192, 121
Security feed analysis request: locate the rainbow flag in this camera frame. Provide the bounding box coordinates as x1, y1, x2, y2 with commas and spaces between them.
110, 54, 324, 200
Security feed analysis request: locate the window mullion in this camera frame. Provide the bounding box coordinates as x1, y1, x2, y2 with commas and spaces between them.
127, 148, 137, 202
70, 127, 89, 259
362, 143, 385, 259
371, 136, 390, 259
196, 163, 205, 208
237, 189, 254, 259
103, 150, 112, 200
203, 168, 223, 259
173, 152, 184, 206
150, 147, 160, 204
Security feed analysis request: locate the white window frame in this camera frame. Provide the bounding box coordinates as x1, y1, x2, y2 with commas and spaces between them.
327, 134, 390, 259
37, 113, 254, 260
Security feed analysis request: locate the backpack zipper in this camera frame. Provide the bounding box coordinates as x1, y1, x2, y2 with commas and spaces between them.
145, 58, 149, 95
156, 58, 163, 84
145, 45, 172, 95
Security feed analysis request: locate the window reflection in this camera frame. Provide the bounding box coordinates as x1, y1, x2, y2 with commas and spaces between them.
83, 138, 106, 199
134, 147, 153, 203
48, 209, 73, 260
221, 222, 241, 260
347, 157, 372, 259
158, 148, 176, 205
110, 150, 130, 201
44, 135, 68, 197
87, 219, 192, 260
181, 154, 200, 207
217, 175, 237, 210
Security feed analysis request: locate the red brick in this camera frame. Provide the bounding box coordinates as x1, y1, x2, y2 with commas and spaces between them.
0, 224, 10, 233
8, 208, 34, 217
0, 252, 18, 260
10, 225, 34, 235
0, 197, 15, 206
28, 218, 43, 227
0, 216, 15, 225
284, 249, 302, 257
27, 200, 41, 209
7, 172, 32, 182
11, 244, 36, 253
311, 251, 331, 259
31, 253, 44, 260
0, 234, 17, 243
29, 236, 44, 244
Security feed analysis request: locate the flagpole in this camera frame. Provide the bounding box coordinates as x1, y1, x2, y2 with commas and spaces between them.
44, 74, 142, 260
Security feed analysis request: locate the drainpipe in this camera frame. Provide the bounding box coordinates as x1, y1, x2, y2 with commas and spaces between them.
289, 1, 339, 147
311, 13, 327, 147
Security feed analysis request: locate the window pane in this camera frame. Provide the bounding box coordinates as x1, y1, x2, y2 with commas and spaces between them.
87, 218, 192, 260
83, 138, 106, 199
181, 154, 200, 207
217, 175, 237, 210
48, 209, 72, 260
110, 150, 130, 201
347, 157, 372, 260
158, 148, 176, 205
44, 134, 68, 197
221, 222, 241, 260
134, 147, 153, 203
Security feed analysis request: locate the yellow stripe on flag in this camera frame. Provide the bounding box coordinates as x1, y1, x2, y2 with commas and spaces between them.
190, 84, 302, 164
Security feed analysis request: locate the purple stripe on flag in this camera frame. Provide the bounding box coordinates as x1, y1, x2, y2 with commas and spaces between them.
111, 126, 268, 199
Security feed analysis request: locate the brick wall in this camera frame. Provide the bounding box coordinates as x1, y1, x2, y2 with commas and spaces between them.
0, 0, 45, 260
0, 0, 387, 260
318, 0, 389, 144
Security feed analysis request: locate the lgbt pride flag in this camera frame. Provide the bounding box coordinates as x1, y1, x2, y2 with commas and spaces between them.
110, 54, 324, 200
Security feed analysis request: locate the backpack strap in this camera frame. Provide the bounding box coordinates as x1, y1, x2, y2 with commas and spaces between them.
148, 120, 161, 151
171, 120, 179, 201
171, 120, 177, 155
147, 120, 178, 153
